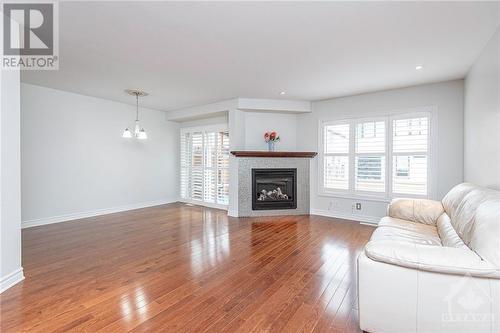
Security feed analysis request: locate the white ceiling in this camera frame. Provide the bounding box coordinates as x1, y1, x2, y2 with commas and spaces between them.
21, 1, 500, 112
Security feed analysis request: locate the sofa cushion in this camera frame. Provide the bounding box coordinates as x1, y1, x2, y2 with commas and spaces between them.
442, 183, 477, 219
436, 213, 468, 249
387, 198, 444, 226
370, 225, 441, 246
442, 183, 499, 245
378, 216, 438, 236
469, 199, 500, 267
364, 240, 499, 278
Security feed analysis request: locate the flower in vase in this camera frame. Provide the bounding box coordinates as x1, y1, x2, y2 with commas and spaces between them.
264, 131, 280, 143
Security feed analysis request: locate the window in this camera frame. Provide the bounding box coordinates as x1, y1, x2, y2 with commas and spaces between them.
392, 116, 428, 196
355, 120, 385, 193
320, 111, 432, 198
180, 126, 229, 207
323, 123, 349, 190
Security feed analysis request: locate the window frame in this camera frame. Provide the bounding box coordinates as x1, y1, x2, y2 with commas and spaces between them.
180, 124, 229, 210
318, 107, 436, 201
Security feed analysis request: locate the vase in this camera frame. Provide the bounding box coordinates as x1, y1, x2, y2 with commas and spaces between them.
267, 141, 275, 151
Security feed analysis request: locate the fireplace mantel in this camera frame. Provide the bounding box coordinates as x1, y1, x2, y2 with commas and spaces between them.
230, 151, 317, 158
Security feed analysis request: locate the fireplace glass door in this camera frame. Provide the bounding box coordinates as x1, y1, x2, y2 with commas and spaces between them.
252, 168, 297, 210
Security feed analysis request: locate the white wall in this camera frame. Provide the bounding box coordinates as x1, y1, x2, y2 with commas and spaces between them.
1, 68, 24, 292
178, 114, 228, 129
244, 112, 297, 151
464, 27, 500, 190
228, 110, 245, 216
21, 84, 179, 227
297, 80, 465, 223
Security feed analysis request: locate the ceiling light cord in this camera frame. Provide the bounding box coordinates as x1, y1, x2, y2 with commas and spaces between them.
135, 93, 139, 121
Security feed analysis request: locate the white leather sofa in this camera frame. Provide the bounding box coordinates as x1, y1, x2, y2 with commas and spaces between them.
358, 183, 500, 333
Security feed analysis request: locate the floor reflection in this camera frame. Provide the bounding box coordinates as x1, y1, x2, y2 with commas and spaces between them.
250, 216, 299, 255
190, 208, 230, 277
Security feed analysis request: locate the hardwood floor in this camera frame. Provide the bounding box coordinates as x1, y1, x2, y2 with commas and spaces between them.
0, 203, 374, 332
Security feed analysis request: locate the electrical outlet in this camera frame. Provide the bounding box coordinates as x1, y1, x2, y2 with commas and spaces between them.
356, 203, 362, 210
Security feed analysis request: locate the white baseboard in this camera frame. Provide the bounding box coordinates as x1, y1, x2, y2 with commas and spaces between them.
310, 208, 379, 225
227, 209, 238, 217
22, 198, 179, 229
178, 199, 228, 211
0, 268, 24, 293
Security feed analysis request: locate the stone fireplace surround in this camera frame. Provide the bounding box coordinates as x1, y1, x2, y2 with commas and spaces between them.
230, 151, 317, 217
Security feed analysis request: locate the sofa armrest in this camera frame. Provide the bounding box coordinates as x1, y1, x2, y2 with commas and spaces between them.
364, 240, 500, 278
388, 198, 444, 225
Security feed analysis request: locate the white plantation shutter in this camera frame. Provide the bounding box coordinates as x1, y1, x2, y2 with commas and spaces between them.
216, 131, 230, 205
320, 111, 432, 198
180, 126, 229, 206
393, 117, 428, 153
203, 132, 217, 203
191, 132, 204, 201
392, 116, 429, 195
180, 132, 191, 199
325, 124, 349, 154
355, 120, 385, 193
323, 123, 350, 190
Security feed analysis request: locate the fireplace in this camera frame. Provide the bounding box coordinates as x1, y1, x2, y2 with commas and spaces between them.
252, 168, 297, 210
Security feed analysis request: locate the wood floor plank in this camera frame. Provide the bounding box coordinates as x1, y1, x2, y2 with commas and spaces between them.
0, 203, 373, 332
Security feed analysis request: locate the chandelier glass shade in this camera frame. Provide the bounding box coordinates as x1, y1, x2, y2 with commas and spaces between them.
122, 128, 132, 138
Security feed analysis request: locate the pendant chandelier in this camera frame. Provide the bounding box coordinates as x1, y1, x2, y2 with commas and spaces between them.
122, 89, 148, 140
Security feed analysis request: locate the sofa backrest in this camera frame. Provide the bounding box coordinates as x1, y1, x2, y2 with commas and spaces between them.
469, 199, 500, 267
442, 183, 500, 266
